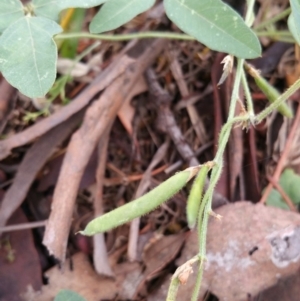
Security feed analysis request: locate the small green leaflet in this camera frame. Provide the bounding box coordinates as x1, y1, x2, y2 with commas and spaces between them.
0, 0, 24, 33
164, 0, 261, 59
90, 0, 155, 33
32, 0, 108, 21
288, 14, 300, 45
54, 290, 87, 301
0, 16, 62, 98
266, 168, 300, 210
290, 0, 300, 34
288, 0, 300, 45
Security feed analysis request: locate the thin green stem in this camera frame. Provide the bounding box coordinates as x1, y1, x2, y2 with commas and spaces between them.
191, 114, 249, 301
253, 35, 295, 43
167, 256, 199, 301
191, 256, 205, 301
256, 30, 294, 38
227, 58, 244, 121
241, 68, 255, 121
254, 7, 291, 30
55, 31, 195, 41
255, 77, 300, 123
191, 167, 220, 301
167, 277, 180, 301
245, 0, 256, 26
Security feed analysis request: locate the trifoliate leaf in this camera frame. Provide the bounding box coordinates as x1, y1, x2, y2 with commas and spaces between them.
0, 16, 62, 98
288, 14, 300, 45
90, 0, 155, 33
164, 0, 261, 59
0, 0, 24, 33
32, 0, 108, 21
288, 0, 300, 42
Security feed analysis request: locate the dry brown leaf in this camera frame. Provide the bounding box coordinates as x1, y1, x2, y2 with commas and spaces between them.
0, 208, 42, 301
117, 76, 147, 136
114, 261, 144, 299
143, 233, 186, 276
23, 252, 117, 301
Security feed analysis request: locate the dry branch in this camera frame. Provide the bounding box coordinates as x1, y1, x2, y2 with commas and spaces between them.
43, 39, 168, 262
93, 124, 114, 276
167, 51, 207, 144
145, 68, 199, 167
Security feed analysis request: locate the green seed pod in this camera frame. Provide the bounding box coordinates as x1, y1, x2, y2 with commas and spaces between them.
245, 63, 293, 118
186, 164, 210, 229
79, 167, 199, 236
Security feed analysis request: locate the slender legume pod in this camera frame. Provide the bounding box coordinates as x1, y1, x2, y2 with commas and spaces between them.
80, 167, 199, 236
186, 165, 209, 229
245, 62, 293, 118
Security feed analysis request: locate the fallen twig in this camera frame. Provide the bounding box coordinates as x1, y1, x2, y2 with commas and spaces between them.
145, 68, 199, 167
0, 220, 47, 233
127, 141, 169, 261
93, 123, 114, 277
167, 50, 207, 144
43, 39, 168, 262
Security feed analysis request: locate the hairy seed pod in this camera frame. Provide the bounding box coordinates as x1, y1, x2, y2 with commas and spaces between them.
80, 167, 199, 236
245, 63, 293, 118
186, 165, 210, 229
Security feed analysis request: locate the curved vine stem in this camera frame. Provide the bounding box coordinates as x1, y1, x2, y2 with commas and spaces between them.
55, 31, 194, 41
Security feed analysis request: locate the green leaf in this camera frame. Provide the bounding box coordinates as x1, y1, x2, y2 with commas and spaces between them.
0, 16, 62, 98
89, 0, 155, 33
0, 0, 24, 33
266, 168, 300, 210
54, 289, 87, 301
290, 0, 300, 34
288, 14, 300, 45
164, 0, 261, 59
32, 0, 108, 21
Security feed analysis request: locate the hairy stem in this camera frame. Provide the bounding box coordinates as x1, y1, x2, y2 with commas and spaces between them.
241, 68, 255, 121
167, 278, 180, 301
191, 257, 204, 301
255, 77, 300, 123
227, 58, 244, 120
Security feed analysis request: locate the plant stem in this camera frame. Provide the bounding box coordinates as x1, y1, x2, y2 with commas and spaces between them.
167, 277, 180, 301
245, 0, 256, 26
219, 59, 244, 158
191, 115, 249, 301
55, 31, 195, 41
256, 30, 294, 39
254, 7, 291, 30
191, 257, 204, 301
255, 77, 300, 123
241, 68, 255, 121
